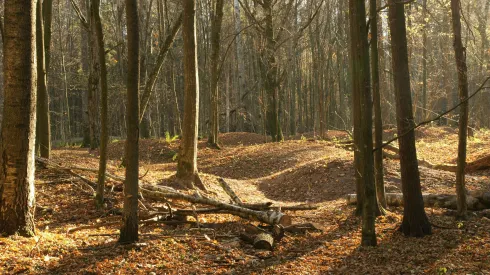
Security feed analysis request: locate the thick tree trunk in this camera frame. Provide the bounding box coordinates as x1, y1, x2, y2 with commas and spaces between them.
0, 0, 37, 237
119, 0, 140, 244
388, 0, 431, 237
208, 0, 224, 147
349, 0, 377, 246
177, 0, 206, 191
91, 0, 109, 208
450, 0, 469, 219
36, 0, 51, 159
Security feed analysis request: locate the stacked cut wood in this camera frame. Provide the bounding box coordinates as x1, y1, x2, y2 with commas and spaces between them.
346, 191, 490, 210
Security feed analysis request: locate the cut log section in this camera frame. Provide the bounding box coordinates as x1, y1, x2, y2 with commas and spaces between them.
346, 192, 490, 210
253, 233, 274, 250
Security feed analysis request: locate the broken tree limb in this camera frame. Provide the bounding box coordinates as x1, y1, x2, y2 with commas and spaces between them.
218, 178, 243, 204
140, 184, 292, 226
346, 192, 490, 210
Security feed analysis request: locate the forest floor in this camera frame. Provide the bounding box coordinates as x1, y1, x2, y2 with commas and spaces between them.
1, 126, 490, 274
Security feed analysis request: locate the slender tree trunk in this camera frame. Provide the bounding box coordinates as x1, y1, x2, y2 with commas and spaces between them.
36, 0, 51, 158
80, 0, 91, 148
119, 0, 140, 244
450, 0, 468, 219
388, 0, 431, 237
349, 0, 377, 246
422, 0, 428, 121
88, 0, 100, 150
208, 0, 224, 147
92, 0, 109, 208
0, 0, 37, 237
370, 0, 386, 210
177, 0, 206, 191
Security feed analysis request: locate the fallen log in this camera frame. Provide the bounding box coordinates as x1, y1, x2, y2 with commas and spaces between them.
140, 184, 292, 226
346, 191, 490, 210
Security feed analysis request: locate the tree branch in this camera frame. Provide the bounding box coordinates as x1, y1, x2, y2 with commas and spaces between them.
373, 76, 490, 152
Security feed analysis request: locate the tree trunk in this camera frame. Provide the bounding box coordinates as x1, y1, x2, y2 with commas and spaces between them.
91, 0, 109, 208
421, 0, 427, 121
0, 0, 37, 237
450, 0, 469, 219
80, 0, 91, 148
208, 0, 224, 147
349, 0, 377, 246
119, 0, 140, 244
36, 0, 51, 159
370, 0, 386, 210
177, 0, 206, 191
88, 1, 100, 150
388, 0, 431, 237
262, 0, 283, 142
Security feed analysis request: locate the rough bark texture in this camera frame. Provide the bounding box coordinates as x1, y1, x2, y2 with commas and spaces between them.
119, 0, 140, 244
36, 0, 51, 159
349, 0, 377, 246
208, 0, 224, 147
370, 0, 386, 210
450, 0, 469, 219
91, 0, 109, 207
388, 0, 431, 237
0, 0, 37, 237
177, 0, 206, 191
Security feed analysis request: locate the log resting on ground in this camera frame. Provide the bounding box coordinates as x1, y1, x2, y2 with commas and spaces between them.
140, 184, 292, 226
346, 191, 490, 210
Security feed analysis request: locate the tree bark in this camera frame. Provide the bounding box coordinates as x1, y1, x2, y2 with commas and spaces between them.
0, 0, 37, 237
119, 0, 140, 244
388, 0, 431, 237
349, 0, 377, 246
450, 0, 469, 219
177, 0, 206, 191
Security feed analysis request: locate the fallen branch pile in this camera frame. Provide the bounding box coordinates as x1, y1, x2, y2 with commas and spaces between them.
346, 191, 490, 210
36, 157, 320, 250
